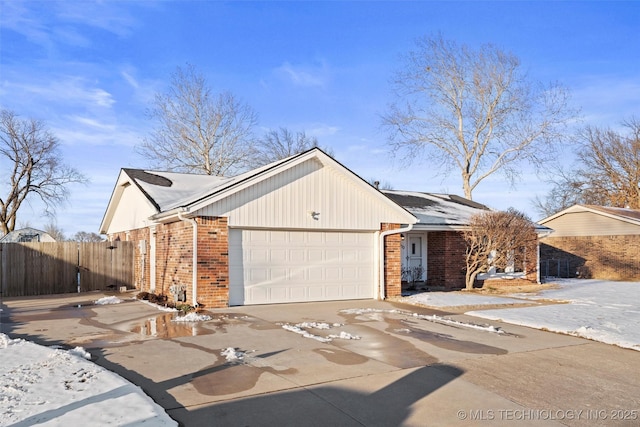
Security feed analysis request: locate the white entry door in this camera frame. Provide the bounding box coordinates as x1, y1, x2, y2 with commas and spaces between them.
229, 229, 375, 305
403, 235, 426, 282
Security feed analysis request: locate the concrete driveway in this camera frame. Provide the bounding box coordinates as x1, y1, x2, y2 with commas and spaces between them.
2, 292, 639, 426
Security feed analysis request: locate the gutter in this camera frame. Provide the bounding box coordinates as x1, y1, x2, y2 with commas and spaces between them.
178, 212, 199, 307
378, 224, 414, 300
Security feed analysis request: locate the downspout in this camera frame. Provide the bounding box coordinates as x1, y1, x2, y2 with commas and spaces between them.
178, 212, 199, 307
378, 224, 414, 300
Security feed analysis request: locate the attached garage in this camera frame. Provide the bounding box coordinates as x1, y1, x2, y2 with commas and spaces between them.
100, 148, 417, 308
229, 229, 375, 305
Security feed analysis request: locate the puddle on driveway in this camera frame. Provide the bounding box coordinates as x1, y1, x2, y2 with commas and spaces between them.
332, 324, 439, 369
340, 308, 508, 355
313, 347, 368, 365
385, 318, 507, 355
129, 313, 214, 339
190, 349, 297, 396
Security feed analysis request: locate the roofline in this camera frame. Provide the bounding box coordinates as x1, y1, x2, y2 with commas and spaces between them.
539, 204, 640, 227
150, 148, 417, 224
99, 169, 161, 234
410, 222, 552, 235
121, 168, 163, 211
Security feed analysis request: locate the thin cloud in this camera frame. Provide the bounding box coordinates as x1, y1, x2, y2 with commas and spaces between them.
275, 61, 330, 88
8, 78, 115, 109
1, 1, 139, 52
308, 124, 340, 137
121, 70, 140, 90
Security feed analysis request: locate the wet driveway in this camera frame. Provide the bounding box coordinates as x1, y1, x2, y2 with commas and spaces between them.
2, 292, 640, 426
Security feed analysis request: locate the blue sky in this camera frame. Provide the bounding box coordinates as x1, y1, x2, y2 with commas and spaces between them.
1, 1, 638, 237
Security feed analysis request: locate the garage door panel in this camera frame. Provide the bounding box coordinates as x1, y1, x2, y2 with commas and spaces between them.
229, 229, 374, 305
270, 249, 288, 263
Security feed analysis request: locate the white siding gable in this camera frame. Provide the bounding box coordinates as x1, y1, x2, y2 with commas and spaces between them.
543, 211, 640, 237
193, 158, 410, 230
104, 182, 158, 234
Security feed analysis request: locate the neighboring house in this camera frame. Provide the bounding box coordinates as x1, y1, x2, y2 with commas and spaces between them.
383, 191, 549, 289
100, 148, 417, 308
0, 227, 56, 243
539, 204, 640, 281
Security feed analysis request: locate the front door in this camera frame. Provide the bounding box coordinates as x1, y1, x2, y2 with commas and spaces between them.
405, 235, 425, 282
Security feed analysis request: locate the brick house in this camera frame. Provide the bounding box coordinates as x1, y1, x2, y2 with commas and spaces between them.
100, 149, 417, 308
382, 191, 546, 290
539, 204, 640, 281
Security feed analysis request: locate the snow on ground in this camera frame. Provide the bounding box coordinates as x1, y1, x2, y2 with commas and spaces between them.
173, 312, 212, 322
0, 334, 177, 427
340, 308, 505, 334
281, 322, 361, 342
221, 347, 246, 362
94, 296, 123, 305
466, 279, 640, 351
401, 279, 640, 351
404, 292, 530, 308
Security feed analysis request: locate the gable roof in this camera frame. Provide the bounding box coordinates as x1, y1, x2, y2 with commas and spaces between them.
382, 190, 491, 230
100, 148, 416, 233
539, 204, 640, 227
386, 190, 552, 235
0, 227, 56, 242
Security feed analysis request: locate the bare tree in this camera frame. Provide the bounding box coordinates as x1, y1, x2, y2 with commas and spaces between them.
382, 34, 578, 200
44, 222, 66, 241
534, 118, 640, 216
250, 127, 334, 167
0, 109, 86, 235
137, 64, 258, 176
462, 208, 537, 290
73, 231, 104, 242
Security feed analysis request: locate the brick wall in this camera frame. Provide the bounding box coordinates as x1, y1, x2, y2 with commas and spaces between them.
426, 231, 467, 290
194, 217, 229, 308
109, 228, 150, 292
541, 235, 640, 281
425, 230, 539, 289
154, 220, 194, 300
381, 223, 402, 298
110, 216, 231, 308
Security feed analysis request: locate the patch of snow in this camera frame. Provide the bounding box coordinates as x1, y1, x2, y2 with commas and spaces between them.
339, 308, 504, 334
221, 347, 245, 362
68, 346, 92, 359
296, 321, 332, 330
0, 333, 177, 426
94, 296, 123, 305
466, 279, 640, 351
281, 324, 332, 342
281, 322, 360, 342
412, 313, 504, 334
328, 331, 361, 340
172, 312, 212, 322
404, 292, 528, 308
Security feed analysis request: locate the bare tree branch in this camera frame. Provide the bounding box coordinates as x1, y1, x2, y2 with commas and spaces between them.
137, 64, 258, 176
382, 34, 578, 199
249, 127, 333, 168
462, 208, 538, 289
0, 109, 87, 235
534, 117, 640, 216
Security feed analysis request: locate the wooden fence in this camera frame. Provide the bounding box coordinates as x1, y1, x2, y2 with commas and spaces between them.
0, 241, 134, 297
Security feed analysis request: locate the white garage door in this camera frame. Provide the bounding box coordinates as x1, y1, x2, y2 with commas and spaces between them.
229, 229, 375, 305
